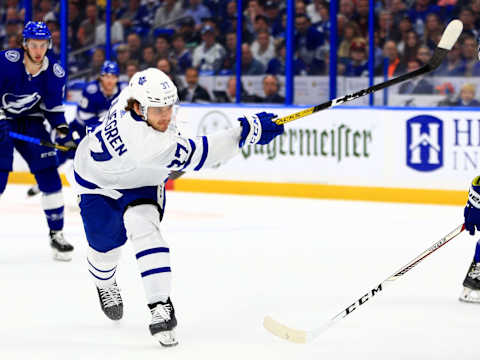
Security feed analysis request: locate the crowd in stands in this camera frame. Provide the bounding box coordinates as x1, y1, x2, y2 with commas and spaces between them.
2, 0, 480, 104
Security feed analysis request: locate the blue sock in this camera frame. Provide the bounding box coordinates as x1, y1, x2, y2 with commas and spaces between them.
44, 206, 64, 231
473, 240, 480, 263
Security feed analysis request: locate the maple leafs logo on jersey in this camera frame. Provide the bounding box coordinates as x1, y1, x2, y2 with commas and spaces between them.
2, 93, 41, 114
138, 76, 147, 85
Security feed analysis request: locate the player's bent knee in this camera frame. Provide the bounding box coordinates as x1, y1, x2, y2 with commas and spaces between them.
88, 245, 122, 264
124, 204, 162, 239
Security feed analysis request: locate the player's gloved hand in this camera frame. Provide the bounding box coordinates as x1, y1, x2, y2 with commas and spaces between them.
56, 130, 78, 151
51, 123, 69, 141
464, 175, 480, 235
238, 111, 284, 148
0, 110, 10, 144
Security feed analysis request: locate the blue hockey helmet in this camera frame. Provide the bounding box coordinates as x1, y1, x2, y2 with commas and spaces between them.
101, 60, 120, 76
22, 21, 52, 48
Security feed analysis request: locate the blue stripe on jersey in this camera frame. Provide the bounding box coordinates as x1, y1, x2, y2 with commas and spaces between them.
194, 136, 209, 171
181, 139, 196, 170
136, 247, 169, 259
87, 258, 117, 273
141, 267, 171, 277
74, 171, 99, 189
88, 269, 116, 281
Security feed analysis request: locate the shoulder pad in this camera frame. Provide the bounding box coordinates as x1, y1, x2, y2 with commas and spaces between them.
86, 83, 99, 94
5, 50, 20, 63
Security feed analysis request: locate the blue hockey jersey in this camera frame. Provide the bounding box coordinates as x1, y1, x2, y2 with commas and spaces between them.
76, 80, 127, 133
0, 48, 67, 129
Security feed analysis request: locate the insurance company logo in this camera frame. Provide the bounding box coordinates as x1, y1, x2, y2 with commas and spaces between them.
406, 115, 443, 172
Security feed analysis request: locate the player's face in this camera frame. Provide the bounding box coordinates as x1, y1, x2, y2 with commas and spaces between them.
146, 105, 173, 132
100, 74, 118, 93
24, 39, 49, 64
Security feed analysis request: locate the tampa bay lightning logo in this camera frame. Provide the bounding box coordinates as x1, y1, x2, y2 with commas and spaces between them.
53, 63, 65, 78
138, 76, 146, 85
5, 50, 20, 62
2, 93, 41, 114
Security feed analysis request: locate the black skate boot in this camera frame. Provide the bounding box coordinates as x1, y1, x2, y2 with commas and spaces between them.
148, 298, 178, 347
49, 230, 74, 261
96, 282, 123, 320
26, 184, 40, 197
459, 261, 480, 303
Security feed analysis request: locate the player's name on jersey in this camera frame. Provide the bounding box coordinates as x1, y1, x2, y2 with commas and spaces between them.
241, 125, 373, 162
103, 110, 128, 156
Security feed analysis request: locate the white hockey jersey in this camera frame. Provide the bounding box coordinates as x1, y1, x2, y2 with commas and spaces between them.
73, 88, 241, 199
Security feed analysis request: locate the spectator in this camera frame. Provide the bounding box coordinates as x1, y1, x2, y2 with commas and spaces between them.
125, 59, 140, 81
156, 58, 182, 91
295, 14, 324, 66
377, 10, 397, 46
253, 14, 270, 35
416, 45, 432, 66
471, 0, 480, 28
391, 0, 409, 26
68, 2, 82, 49
7, 34, 21, 49
353, 0, 369, 36
338, 21, 360, 60
118, 0, 146, 36
51, 29, 61, 58
213, 76, 255, 103
423, 13, 443, 50
179, 67, 211, 103
241, 43, 265, 75
140, 45, 157, 70
192, 25, 226, 73
88, 47, 106, 81
296, 1, 307, 16
221, 32, 237, 73
306, 0, 323, 24
115, 43, 131, 74
244, 0, 265, 36
259, 74, 285, 104
126, 33, 142, 60
461, 35, 478, 76
184, 0, 212, 27
264, 0, 283, 37
170, 34, 192, 74
251, 29, 275, 68
313, 1, 330, 38
95, 11, 124, 46
343, 38, 368, 77
267, 39, 307, 75
459, 7, 479, 40
434, 43, 465, 76
77, 3, 99, 47
436, 82, 456, 107
1, 19, 21, 50
153, 0, 183, 30
177, 17, 200, 47
375, 40, 406, 77
400, 30, 420, 63
408, 0, 441, 36
339, 0, 355, 20
398, 59, 434, 94
154, 35, 171, 60
452, 84, 480, 107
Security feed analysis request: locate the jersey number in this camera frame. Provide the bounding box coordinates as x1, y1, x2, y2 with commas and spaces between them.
90, 131, 112, 162
166, 143, 188, 169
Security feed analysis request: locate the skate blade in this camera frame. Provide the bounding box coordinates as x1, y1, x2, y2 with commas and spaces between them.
154, 330, 178, 347
52, 249, 73, 262
459, 287, 480, 303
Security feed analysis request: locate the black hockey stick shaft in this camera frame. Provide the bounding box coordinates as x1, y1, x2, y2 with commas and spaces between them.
274, 47, 448, 126
9, 131, 74, 152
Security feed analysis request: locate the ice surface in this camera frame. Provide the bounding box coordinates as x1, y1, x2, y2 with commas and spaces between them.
0, 184, 477, 360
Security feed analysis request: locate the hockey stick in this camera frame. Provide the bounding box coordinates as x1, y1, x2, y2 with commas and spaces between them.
9, 131, 74, 152
273, 19, 463, 126
263, 223, 465, 344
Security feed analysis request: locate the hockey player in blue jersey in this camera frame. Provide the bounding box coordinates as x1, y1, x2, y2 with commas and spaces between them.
27, 60, 125, 197
72, 68, 284, 346
0, 21, 74, 261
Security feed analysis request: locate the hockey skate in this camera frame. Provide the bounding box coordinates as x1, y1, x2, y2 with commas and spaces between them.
459, 261, 480, 303
49, 230, 74, 261
149, 298, 178, 347
96, 282, 123, 320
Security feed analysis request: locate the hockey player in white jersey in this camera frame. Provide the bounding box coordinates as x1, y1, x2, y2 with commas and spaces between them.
73, 68, 284, 346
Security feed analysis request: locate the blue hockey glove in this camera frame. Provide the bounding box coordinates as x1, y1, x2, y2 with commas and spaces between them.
238, 111, 284, 147
464, 176, 480, 235
0, 111, 10, 144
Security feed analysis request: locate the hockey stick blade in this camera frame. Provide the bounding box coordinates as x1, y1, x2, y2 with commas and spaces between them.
264, 223, 465, 344
273, 19, 463, 126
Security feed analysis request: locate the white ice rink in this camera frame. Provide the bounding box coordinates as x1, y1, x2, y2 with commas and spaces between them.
0, 184, 478, 360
